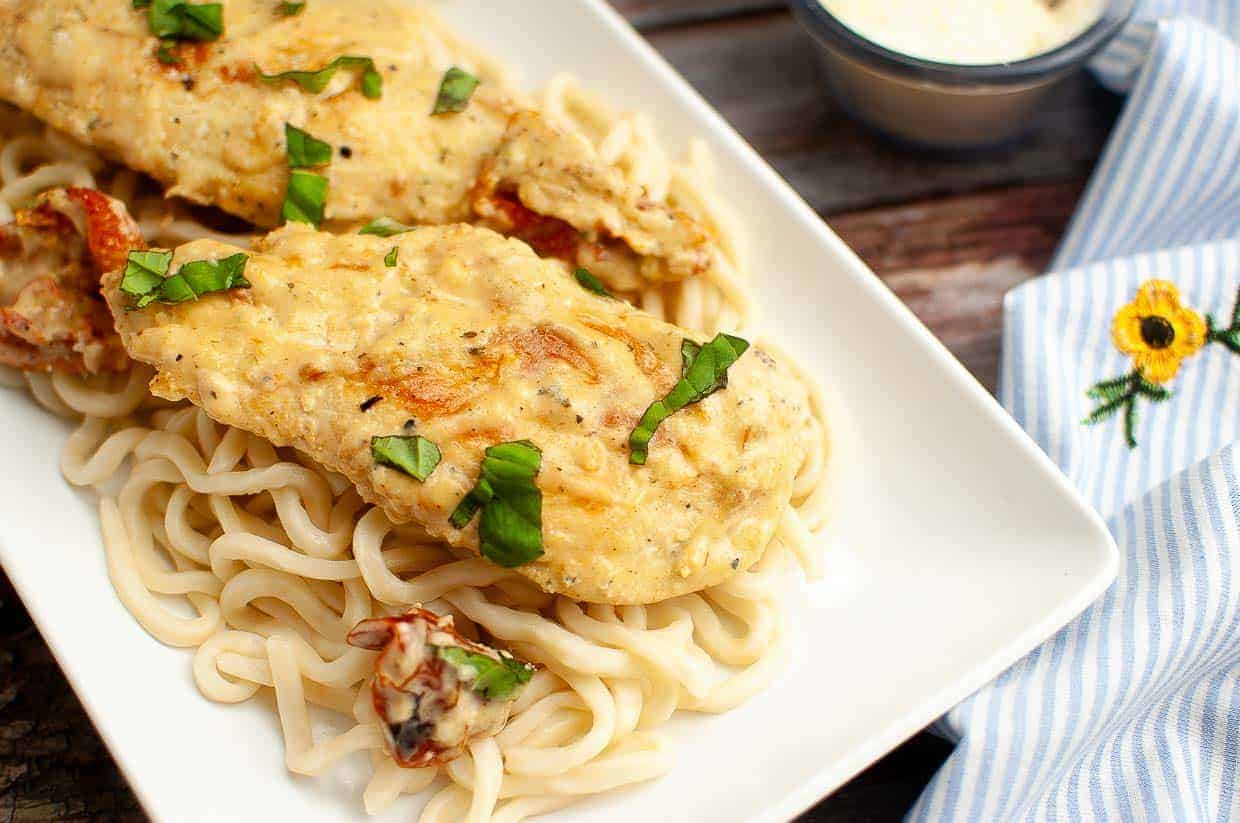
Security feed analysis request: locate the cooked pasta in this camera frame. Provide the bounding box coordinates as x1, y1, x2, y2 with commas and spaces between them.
0, 53, 836, 823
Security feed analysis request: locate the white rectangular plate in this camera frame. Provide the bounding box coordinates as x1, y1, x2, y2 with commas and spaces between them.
0, 1, 1118, 821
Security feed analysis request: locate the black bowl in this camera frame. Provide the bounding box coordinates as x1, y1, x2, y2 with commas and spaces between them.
788, 0, 1136, 148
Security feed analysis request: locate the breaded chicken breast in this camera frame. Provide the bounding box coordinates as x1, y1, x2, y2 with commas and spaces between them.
0, 188, 140, 373
0, 0, 715, 289
102, 223, 809, 604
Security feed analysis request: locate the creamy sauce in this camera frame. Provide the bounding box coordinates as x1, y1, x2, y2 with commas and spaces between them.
104, 223, 810, 605
819, 0, 1106, 65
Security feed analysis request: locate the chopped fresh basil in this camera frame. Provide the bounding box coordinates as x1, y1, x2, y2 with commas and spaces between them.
282, 169, 328, 227
436, 646, 532, 701
156, 40, 182, 65
280, 125, 330, 227
277, 1, 305, 14
145, 0, 223, 42
284, 123, 331, 169
258, 55, 382, 99
573, 268, 614, 299
449, 440, 543, 568
372, 435, 440, 482
432, 67, 479, 115
122, 251, 249, 308
629, 333, 749, 465
134, 0, 152, 7
358, 217, 415, 237
120, 250, 173, 299
384, 246, 399, 267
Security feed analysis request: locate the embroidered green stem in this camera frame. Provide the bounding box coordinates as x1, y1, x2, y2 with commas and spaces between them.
1082, 370, 1171, 449
1205, 287, 1240, 354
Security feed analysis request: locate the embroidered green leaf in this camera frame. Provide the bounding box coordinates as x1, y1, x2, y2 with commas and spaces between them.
384, 246, 399, 267
449, 441, 543, 568
432, 67, 480, 114
1081, 394, 1128, 426
371, 435, 440, 481
573, 268, 614, 299
277, 1, 305, 14
1134, 376, 1172, 402
258, 55, 382, 99
124, 253, 250, 308
282, 169, 328, 227
1206, 288, 1240, 354
1085, 373, 1134, 402
359, 217, 415, 237
1082, 369, 1146, 449
629, 333, 749, 465
1217, 331, 1240, 354
284, 123, 331, 169
436, 646, 533, 701
146, 0, 223, 41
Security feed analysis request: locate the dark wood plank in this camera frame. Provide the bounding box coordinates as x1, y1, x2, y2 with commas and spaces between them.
0, 576, 143, 822
799, 733, 956, 822
829, 181, 1082, 275
611, 0, 783, 31
644, 12, 1121, 214
831, 182, 1082, 391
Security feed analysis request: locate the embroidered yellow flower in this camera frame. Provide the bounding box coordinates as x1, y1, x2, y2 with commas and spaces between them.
1085, 281, 1239, 449
1110, 280, 1207, 383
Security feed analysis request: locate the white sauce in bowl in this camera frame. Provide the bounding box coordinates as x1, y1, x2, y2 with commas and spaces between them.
818, 0, 1107, 65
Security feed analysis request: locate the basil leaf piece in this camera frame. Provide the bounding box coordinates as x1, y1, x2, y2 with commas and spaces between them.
148, 0, 223, 42
448, 494, 483, 530
436, 646, 533, 701
156, 40, 183, 65
573, 267, 614, 299
372, 435, 440, 482
358, 217, 415, 237
449, 440, 543, 567
284, 123, 331, 169
258, 55, 382, 99
384, 246, 399, 267
120, 250, 174, 299
628, 333, 749, 465
125, 253, 249, 308
282, 169, 328, 227
680, 339, 700, 375
432, 67, 480, 115
134, 0, 152, 7
277, 1, 305, 14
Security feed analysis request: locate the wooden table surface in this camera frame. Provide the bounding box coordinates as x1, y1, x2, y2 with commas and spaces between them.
0, 2, 1123, 820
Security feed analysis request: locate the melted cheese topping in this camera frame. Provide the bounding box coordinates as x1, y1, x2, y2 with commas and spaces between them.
104, 223, 810, 604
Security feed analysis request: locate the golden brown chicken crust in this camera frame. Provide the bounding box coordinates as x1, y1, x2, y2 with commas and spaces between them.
0, 1, 718, 289
102, 223, 810, 604
471, 112, 715, 290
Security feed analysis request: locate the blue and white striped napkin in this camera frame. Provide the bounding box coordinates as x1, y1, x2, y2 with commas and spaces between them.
909, 2, 1239, 820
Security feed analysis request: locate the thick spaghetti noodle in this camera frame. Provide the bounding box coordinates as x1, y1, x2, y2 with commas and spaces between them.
0, 62, 835, 822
